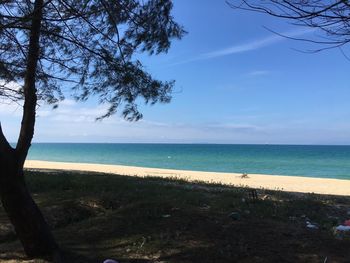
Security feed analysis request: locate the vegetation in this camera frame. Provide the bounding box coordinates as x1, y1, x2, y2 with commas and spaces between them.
1, 170, 350, 262
0, 0, 184, 259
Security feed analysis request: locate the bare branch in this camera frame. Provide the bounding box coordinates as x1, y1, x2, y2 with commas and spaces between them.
228, 0, 350, 51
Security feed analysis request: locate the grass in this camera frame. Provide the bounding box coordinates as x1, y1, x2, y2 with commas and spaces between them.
1, 169, 350, 262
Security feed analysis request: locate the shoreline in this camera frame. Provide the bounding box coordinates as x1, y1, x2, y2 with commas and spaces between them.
25, 160, 350, 196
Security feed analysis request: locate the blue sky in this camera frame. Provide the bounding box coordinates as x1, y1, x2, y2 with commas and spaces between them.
1, 0, 350, 144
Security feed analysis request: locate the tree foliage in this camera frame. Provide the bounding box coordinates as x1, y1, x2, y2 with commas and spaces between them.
0, 1, 184, 259
0, 0, 185, 120
228, 0, 350, 52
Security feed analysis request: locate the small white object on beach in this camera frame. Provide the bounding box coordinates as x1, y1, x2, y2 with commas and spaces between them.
162, 214, 171, 218
336, 225, 350, 231
306, 221, 319, 229
103, 260, 119, 263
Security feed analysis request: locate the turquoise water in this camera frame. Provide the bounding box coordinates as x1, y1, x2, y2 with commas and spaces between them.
27, 143, 350, 179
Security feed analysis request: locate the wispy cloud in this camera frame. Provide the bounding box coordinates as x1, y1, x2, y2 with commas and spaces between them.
171, 28, 315, 66
2, 98, 349, 144
202, 28, 315, 58
245, 70, 271, 77
37, 99, 115, 123
0, 100, 22, 117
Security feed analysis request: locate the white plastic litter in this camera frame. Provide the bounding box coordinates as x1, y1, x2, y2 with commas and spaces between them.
162, 214, 171, 218
306, 221, 319, 229
306, 223, 319, 229
336, 225, 350, 231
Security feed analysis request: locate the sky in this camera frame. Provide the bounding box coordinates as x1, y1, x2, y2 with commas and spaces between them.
1, 0, 350, 144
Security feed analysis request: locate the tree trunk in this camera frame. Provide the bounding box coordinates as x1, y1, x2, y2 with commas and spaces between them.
0, 137, 59, 259
0, 0, 61, 260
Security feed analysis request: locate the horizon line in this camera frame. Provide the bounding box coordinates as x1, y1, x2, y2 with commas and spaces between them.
13, 142, 350, 146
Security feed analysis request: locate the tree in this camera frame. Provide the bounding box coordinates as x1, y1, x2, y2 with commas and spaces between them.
0, 0, 185, 260
228, 0, 350, 52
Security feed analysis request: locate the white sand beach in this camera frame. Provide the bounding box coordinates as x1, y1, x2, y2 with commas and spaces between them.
25, 160, 350, 196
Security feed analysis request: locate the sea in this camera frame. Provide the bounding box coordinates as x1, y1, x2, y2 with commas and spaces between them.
26, 143, 350, 180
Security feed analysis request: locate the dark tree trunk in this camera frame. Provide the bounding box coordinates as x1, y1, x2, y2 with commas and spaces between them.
0, 0, 60, 260
0, 134, 59, 259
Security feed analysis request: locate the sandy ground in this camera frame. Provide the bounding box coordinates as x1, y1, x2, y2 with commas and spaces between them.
25, 160, 350, 196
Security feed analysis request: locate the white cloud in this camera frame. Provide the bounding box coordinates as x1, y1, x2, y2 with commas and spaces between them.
171, 28, 315, 66
201, 28, 315, 59
245, 70, 270, 77
37, 100, 112, 123
2, 99, 350, 144
203, 35, 279, 58
27, 101, 267, 143
0, 101, 22, 117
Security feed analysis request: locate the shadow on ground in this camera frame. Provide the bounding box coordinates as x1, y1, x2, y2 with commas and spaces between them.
1, 170, 350, 262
